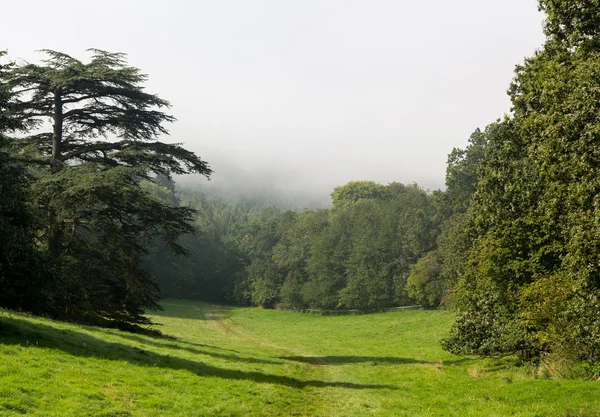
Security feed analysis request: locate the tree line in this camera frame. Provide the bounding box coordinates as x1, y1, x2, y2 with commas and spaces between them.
145, 180, 447, 311
147, 0, 600, 377
3, 0, 600, 377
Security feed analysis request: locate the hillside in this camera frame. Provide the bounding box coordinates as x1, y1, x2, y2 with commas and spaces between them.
1, 301, 599, 416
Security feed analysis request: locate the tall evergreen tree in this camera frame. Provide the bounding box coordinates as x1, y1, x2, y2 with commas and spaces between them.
2, 49, 211, 325
0, 51, 48, 312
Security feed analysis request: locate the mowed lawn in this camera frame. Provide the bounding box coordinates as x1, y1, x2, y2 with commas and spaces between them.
1, 300, 599, 416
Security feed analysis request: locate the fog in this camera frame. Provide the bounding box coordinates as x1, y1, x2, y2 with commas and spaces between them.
2, 0, 546, 205
177, 154, 335, 209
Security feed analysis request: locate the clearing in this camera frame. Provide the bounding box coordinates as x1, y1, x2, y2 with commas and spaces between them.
1, 300, 599, 416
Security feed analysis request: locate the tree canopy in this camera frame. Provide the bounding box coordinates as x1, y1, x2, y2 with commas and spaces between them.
1, 49, 211, 325
439, 1, 600, 376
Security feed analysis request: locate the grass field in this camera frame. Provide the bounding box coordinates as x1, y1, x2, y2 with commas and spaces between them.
1, 300, 599, 416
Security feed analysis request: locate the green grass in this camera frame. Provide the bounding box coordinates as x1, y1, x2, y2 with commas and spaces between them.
1, 300, 599, 416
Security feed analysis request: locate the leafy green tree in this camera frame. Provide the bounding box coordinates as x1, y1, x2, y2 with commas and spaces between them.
405, 251, 444, 308
226, 208, 287, 307
331, 181, 388, 207
508, 21, 600, 367
414, 121, 500, 312
434, 212, 470, 303
302, 207, 348, 309
442, 118, 543, 358
539, 0, 600, 47
444, 128, 488, 215
305, 182, 439, 310
444, 1, 600, 372
272, 209, 328, 310
337, 199, 392, 310
2, 50, 211, 325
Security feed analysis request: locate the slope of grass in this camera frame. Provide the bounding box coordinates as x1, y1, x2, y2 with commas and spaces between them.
1, 300, 599, 416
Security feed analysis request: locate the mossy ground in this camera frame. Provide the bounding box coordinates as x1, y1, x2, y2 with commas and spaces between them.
1, 300, 599, 416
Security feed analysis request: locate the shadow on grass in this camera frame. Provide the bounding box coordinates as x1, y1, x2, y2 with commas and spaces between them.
280, 356, 472, 366
96, 330, 280, 365
280, 356, 428, 365
0, 316, 396, 390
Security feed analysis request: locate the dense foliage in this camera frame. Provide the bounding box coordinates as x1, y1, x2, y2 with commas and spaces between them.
0, 50, 210, 325
0, 52, 48, 312
146, 181, 444, 311
0, 140, 48, 312
441, 1, 600, 378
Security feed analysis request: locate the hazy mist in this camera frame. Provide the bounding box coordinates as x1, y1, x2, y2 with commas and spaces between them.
2, 0, 546, 204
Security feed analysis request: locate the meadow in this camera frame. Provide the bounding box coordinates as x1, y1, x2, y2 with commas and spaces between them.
1, 300, 599, 416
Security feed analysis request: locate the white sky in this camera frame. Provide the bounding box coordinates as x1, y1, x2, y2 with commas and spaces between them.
2, 0, 546, 204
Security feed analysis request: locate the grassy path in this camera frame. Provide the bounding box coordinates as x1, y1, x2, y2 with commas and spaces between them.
1, 300, 600, 416
154, 302, 333, 415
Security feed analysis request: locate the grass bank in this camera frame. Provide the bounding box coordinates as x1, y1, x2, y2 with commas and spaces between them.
1, 300, 599, 416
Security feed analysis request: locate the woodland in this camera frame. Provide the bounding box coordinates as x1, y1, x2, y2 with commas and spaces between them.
2, 0, 600, 379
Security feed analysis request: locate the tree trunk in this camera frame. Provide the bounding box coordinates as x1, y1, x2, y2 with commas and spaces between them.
49, 87, 64, 255
52, 87, 63, 165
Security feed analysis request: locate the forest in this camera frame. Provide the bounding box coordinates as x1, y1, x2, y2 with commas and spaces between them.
2, 0, 600, 380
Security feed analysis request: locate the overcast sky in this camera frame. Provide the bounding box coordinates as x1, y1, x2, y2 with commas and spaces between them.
2, 0, 546, 205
